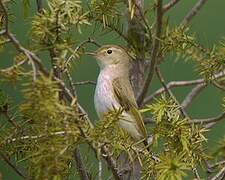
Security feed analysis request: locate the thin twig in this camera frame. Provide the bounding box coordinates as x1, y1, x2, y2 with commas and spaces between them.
65, 38, 100, 68
208, 160, 225, 171
143, 71, 225, 106
7, 131, 70, 143
143, 79, 204, 105
64, 68, 90, 180
189, 112, 225, 128
193, 168, 201, 180
0, 1, 9, 33
181, 83, 206, 109
181, 0, 208, 26
133, 0, 151, 35
0, 59, 27, 73
212, 81, 225, 91
0, 30, 6, 36
137, 0, 163, 106
36, 0, 43, 13
1, 111, 20, 129
101, 146, 122, 180
98, 159, 102, 180
74, 149, 90, 180
73, 81, 96, 86
0, 151, 26, 179
155, 67, 189, 119
64, 69, 77, 96
163, 0, 181, 13
7, 33, 41, 79
210, 166, 225, 180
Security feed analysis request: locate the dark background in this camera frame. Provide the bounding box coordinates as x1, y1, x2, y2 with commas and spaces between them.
0, 0, 225, 179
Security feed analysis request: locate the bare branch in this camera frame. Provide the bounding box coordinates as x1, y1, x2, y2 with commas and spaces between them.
0, 151, 26, 179
208, 160, 225, 171
193, 168, 201, 180
181, 83, 206, 109
143, 78, 205, 105
155, 67, 189, 119
137, 0, 163, 106
64, 69, 77, 97
98, 159, 103, 180
189, 112, 225, 128
73, 81, 96, 86
63, 69, 91, 180
212, 81, 225, 91
1, 111, 20, 129
181, 71, 225, 109
7, 131, 70, 143
74, 149, 90, 180
0, 1, 9, 33
163, 0, 181, 13
0, 30, 6, 36
65, 38, 100, 68
7, 33, 42, 80
144, 117, 154, 124
181, 0, 208, 25
36, 0, 43, 13
101, 147, 122, 180
210, 166, 225, 180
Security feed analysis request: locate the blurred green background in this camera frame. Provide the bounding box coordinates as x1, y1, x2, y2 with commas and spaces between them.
0, 0, 225, 179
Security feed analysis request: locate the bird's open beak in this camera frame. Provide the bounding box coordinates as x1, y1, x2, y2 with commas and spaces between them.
85, 52, 96, 56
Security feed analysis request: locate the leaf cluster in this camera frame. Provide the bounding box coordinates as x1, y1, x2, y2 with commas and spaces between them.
87, 108, 137, 158
31, 0, 89, 44
161, 27, 225, 81
141, 95, 207, 179
3, 74, 81, 179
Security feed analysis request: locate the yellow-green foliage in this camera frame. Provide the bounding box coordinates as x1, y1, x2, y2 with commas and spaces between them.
141, 95, 207, 179
31, 0, 89, 43
0, 53, 26, 85
0, 0, 224, 179
90, 0, 123, 27
88, 109, 136, 158
161, 27, 225, 80
6, 75, 81, 179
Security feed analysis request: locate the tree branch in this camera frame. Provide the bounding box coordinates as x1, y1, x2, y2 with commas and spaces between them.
189, 112, 225, 128
193, 168, 201, 180
101, 146, 122, 180
0, 1, 9, 33
73, 81, 96, 86
0, 30, 6, 36
137, 0, 163, 106
181, 83, 206, 109
181, 0, 208, 25
65, 38, 100, 68
74, 149, 90, 180
210, 166, 225, 180
36, 0, 43, 13
143, 78, 205, 106
1, 111, 20, 129
163, 0, 181, 13
155, 66, 189, 119
208, 160, 225, 172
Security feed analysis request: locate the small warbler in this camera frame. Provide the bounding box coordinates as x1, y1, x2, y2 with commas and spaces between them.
87, 45, 148, 143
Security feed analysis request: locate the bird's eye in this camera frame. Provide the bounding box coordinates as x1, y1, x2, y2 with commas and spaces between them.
107, 49, 112, 54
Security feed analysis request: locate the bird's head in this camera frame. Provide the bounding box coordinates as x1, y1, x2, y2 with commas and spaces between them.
87, 45, 130, 69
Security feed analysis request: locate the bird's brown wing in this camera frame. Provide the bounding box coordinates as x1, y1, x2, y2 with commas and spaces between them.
112, 77, 147, 139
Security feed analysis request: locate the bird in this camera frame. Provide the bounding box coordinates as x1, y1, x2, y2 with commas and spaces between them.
87, 44, 148, 144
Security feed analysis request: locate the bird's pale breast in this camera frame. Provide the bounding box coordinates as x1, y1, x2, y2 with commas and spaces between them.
94, 68, 143, 140
94, 70, 119, 118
